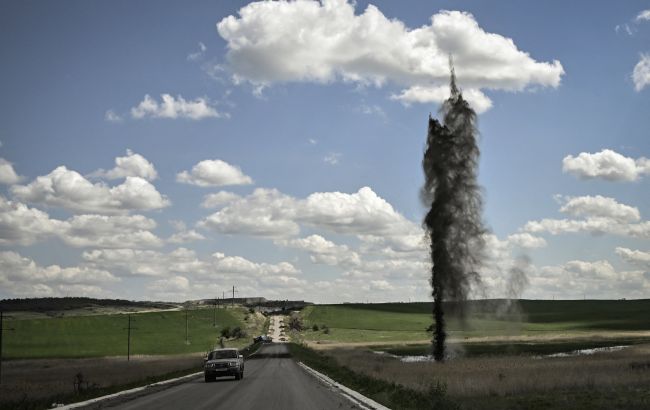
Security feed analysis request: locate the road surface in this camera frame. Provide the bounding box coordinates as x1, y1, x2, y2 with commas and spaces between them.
104, 344, 361, 410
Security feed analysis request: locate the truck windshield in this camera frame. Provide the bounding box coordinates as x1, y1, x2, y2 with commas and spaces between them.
208, 350, 238, 360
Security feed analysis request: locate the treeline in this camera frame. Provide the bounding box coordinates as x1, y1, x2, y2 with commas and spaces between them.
0, 297, 176, 312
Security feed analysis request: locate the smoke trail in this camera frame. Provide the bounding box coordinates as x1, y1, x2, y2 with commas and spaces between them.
497, 255, 531, 320
421, 64, 486, 362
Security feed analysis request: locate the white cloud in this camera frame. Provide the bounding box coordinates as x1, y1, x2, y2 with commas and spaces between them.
0, 196, 66, 245
0, 196, 164, 248
276, 234, 361, 267
558, 195, 640, 223
201, 191, 241, 208
635, 10, 650, 22
0, 158, 23, 185
217, 2, 563, 112
177, 159, 253, 187
212, 252, 300, 276
506, 233, 547, 249
168, 229, 206, 244
83, 247, 204, 277
323, 152, 341, 165
187, 42, 207, 61
562, 149, 650, 181
0, 251, 119, 288
62, 214, 164, 248
130, 94, 225, 120
633, 54, 650, 92
524, 217, 650, 239
90, 149, 158, 181
616, 247, 650, 268
200, 186, 415, 239
390, 85, 493, 113
11, 166, 170, 214
149, 275, 191, 294
199, 188, 299, 237
104, 110, 123, 123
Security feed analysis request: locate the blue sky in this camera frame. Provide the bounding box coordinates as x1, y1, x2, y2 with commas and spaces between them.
1, 0, 649, 302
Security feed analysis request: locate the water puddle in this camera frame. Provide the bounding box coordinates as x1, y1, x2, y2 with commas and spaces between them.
537, 345, 630, 359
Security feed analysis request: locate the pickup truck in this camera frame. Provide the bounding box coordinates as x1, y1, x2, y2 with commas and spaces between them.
204, 348, 245, 382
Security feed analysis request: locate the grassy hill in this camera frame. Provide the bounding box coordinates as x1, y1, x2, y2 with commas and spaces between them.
2, 307, 254, 359
300, 300, 650, 342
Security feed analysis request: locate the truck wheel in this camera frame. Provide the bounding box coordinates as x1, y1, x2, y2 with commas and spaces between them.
204, 375, 212, 383
235, 371, 241, 380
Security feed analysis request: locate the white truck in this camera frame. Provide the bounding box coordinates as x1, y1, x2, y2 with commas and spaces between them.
204, 348, 245, 382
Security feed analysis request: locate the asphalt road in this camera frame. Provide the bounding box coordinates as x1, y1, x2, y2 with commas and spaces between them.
104, 344, 362, 410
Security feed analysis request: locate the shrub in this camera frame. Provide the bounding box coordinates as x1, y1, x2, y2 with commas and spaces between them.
231, 326, 246, 339
312, 324, 319, 331
220, 326, 231, 338
288, 313, 303, 331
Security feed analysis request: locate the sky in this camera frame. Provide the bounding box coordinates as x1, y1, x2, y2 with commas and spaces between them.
1, 0, 649, 303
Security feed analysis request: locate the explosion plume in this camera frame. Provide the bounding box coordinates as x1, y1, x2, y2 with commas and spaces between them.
421, 63, 486, 361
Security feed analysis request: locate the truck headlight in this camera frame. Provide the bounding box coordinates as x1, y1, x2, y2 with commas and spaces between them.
228, 361, 237, 367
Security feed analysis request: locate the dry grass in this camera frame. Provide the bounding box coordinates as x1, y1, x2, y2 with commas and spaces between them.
324, 344, 650, 398
0, 353, 203, 403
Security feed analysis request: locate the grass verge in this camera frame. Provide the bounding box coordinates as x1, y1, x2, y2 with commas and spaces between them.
288, 343, 459, 410
0, 365, 201, 410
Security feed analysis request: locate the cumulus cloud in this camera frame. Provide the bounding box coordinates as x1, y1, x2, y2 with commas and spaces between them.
89, 149, 158, 181
201, 191, 241, 208
0, 251, 120, 290
616, 247, 650, 268
562, 149, 650, 181
11, 166, 170, 214
633, 54, 650, 92
276, 234, 361, 267
635, 10, 650, 22
212, 252, 300, 276
0, 158, 23, 185
217, 1, 563, 112
0, 196, 66, 245
390, 85, 493, 113
199, 186, 415, 238
63, 214, 163, 248
130, 94, 226, 120
177, 159, 253, 187
84, 247, 205, 277
523, 195, 650, 239
167, 230, 206, 244
0, 196, 163, 248
558, 195, 640, 223
506, 233, 547, 249
200, 188, 299, 237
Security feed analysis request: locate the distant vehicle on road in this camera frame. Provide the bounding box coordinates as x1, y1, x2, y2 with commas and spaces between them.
204, 348, 244, 382
253, 335, 272, 343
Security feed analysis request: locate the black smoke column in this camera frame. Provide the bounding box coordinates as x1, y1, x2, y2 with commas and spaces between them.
421, 65, 485, 362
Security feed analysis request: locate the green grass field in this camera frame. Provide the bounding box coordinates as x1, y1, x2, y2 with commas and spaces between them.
2, 307, 255, 359
300, 299, 650, 343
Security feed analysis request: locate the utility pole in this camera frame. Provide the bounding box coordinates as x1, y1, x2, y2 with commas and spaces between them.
222, 291, 226, 308
185, 309, 189, 344
123, 315, 137, 361
213, 299, 217, 327
0, 311, 15, 385
231, 286, 238, 308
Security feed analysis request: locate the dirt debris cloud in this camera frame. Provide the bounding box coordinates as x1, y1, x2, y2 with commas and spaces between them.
421, 62, 486, 361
